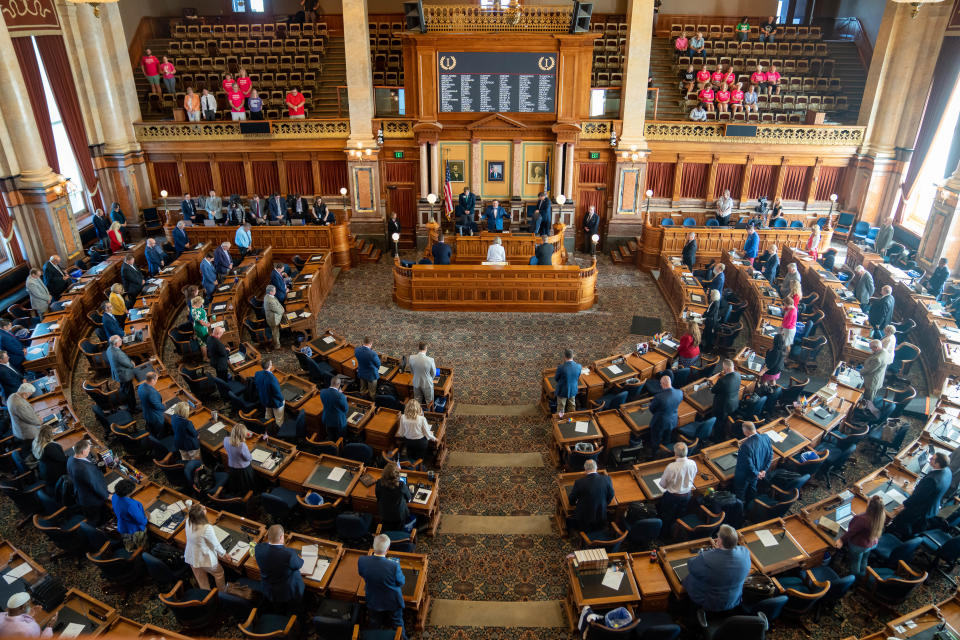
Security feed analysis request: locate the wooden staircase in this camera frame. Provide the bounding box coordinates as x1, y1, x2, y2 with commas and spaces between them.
352, 236, 382, 263
609, 237, 640, 264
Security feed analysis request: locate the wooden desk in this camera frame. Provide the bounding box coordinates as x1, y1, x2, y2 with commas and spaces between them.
800, 492, 869, 548
564, 553, 640, 629
758, 419, 811, 464
540, 366, 605, 413
48, 589, 116, 636
349, 467, 441, 536
896, 436, 953, 476
639, 225, 809, 272
363, 407, 400, 452
657, 538, 716, 597
132, 482, 192, 540
593, 355, 640, 386
619, 399, 697, 439
595, 410, 633, 450
243, 533, 342, 592
885, 596, 960, 639
628, 552, 671, 611
854, 465, 918, 517
327, 548, 365, 602
425, 223, 566, 265
357, 551, 430, 630
227, 434, 296, 480
782, 514, 831, 567
178, 222, 355, 268
632, 455, 719, 500
279, 453, 363, 497
701, 439, 742, 482
551, 412, 603, 466
172, 510, 265, 569
556, 471, 616, 536
739, 518, 809, 575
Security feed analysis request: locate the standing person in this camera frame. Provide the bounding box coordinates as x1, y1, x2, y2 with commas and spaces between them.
207, 326, 230, 381
315, 197, 335, 225
851, 265, 875, 310
140, 48, 161, 98
875, 218, 895, 255
868, 285, 895, 339
387, 213, 401, 254
173, 220, 190, 257
733, 422, 772, 503
659, 442, 698, 534
534, 238, 554, 266
183, 503, 227, 590
108, 222, 124, 253
710, 359, 741, 438
159, 56, 176, 94
457, 187, 477, 235
926, 257, 950, 299
432, 233, 452, 265
0, 592, 58, 637
8, 383, 42, 446
889, 452, 951, 536
677, 321, 701, 367
268, 193, 287, 222
649, 375, 684, 453
861, 339, 892, 413
806, 223, 822, 261
32, 425, 66, 487
285, 88, 306, 118
582, 205, 600, 253
67, 438, 109, 525
554, 349, 582, 418
0, 320, 23, 373
43, 255, 70, 300
358, 535, 407, 639
138, 372, 167, 439
110, 202, 127, 229
112, 479, 148, 552
569, 460, 615, 531
248, 195, 266, 225
107, 335, 139, 411
881, 324, 897, 360
255, 525, 305, 611
184, 87, 201, 121
255, 359, 285, 426
841, 495, 885, 577
171, 402, 201, 460
742, 223, 759, 264
200, 88, 217, 121
318, 377, 348, 441
189, 295, 210, 355
236, 69, 253, 103
376, 462, 413, 531
213, 241, 233, 276
702, 289, 722, 352
762, 333, 787, 383
536, 192, 553, 236
715, 190, 734, 225
408, 342, 437, 407
200, 254, 217, 303
483, 200, 507, 232
25, 268, 52, 316
355, 337, 381, 400
121, 254, 143, 302
234, 223, 252, 259
224, 423, 257, 494
227, 83, 246, 121
780, 297, 798, 346
247, 89, 264, 120
145, 237, 167, 275
263, 285, 284, 351
682, 232, 697, 271
270, 263, 289, 303
763, 245, 779, 285
0, 351, 22, 400
108, 283, 127, 330
682, 525, 752, 612
93, 208, 110, 250
398, 398, 436, 462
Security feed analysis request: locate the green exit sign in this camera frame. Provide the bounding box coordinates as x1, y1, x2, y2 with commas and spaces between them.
394, 151, 404, 158
589, 152, 600, 159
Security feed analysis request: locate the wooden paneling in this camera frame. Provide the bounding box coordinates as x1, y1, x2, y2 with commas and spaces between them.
679, 163, 708, 199
383, 160, 418, 184
173, 224, 355, 269
637, 226, 811, 270
645, 162, 675, 198
389, 187, 417, 247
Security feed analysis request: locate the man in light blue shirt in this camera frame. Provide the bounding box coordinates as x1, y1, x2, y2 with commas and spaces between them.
234, 223, 252, 259
683, 524, 752, 612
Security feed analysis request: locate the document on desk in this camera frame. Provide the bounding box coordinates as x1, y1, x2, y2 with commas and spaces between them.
107, 476, 124, 494
885, 489, 906, 505
607, 364, 623, 375
755, 529, 778, 547
378, 366, 389, 375
261, 457, 278, 471
212, 525, 230, 544
228, 352, 245, 364
59, 623, 86, 638
652, 477, 664, 491
574, 421, 589, 433
300, 546, 319, 575
766, 431, 786, 443
322, 336, 336, 344
3, 563, 31, 583
208, 421, 226, 434
228, 541, 250, 562
601, 569, 625, 591
251, 449, 271, 463
149, 508, 170, 527
328, 467, 347, 481
310, 559, 330, 581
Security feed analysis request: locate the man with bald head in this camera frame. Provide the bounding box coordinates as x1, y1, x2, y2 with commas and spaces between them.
254, 524, 304, 610
206, 325, 230, 380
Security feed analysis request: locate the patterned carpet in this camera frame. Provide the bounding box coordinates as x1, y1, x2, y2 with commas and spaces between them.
0, 249, 953, 639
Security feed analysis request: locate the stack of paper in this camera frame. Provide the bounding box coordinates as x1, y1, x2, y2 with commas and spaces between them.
212, 525, 230, 544
228, 541, 250, 562
766, 431, 787, 443
208, 422, 226, 434
60, 622, 86, 638
755, 529, 778, 547
322, 335, 336, 344
107, 477, 124, 494
574, 421, 589, 433
300, 545, 319, 574
310, 559, 330, 581
3, 563, 31, 584
251, 449, 271, 463
328, 467, 347, 482
601, 568, 624, 591
228, 352, 245, 364
607, 364, 623, 375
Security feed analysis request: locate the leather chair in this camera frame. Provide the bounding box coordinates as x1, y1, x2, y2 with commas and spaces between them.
696, 611, 767, 640
159, 581, 220, 631
335, 512, 373, 549
239, 408, 275, 435
142, 551, 192, 593
746, 486, 798, 523
298, 495, 342, 533
311, 599, 359, 639
180, 365, 217, 398
206, 486, 253, 515
624, 518, 662, 550
32, 507, 87, 563
153, 452, 188, 488
302, 434, 342, 456
374, 523, 417, 553
864, 561, 927, 606
674, 505, 724, 541
261, 486, 299, 524
341, 442, 373, 466
86, 541, 145, 594
579, 523, 628, 553
870, 533, 923, 567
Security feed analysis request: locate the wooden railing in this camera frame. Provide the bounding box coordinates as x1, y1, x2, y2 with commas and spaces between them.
133, 119, 350, 142
421, 4, 574, 32
643, 121, 865, 146
829, 16, 874, 70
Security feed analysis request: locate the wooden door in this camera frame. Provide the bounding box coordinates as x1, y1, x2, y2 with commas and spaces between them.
383, 160, 418, 248
578, 190, 605, 247
576, 161, 610, 247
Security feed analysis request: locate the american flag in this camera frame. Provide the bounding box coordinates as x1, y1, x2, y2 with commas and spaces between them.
443, 164, 454, 219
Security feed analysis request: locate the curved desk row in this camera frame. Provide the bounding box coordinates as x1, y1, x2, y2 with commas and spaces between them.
392, 258, 598, 312
423, 221, 567, 265
637, 225, 812, 271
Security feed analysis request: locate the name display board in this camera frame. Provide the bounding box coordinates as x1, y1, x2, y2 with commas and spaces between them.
438, 51, 557, 113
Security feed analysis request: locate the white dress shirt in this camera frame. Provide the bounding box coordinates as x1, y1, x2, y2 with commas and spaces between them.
660, 457, 698, 494
881, 333, 896, 359
201, 93, 217, 112
486, 244, 506, 263
397, 415, 436, 441
184, 522, 225, 568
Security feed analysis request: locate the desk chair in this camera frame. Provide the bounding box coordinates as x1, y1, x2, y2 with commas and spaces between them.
591, 390, 629, 412
776, 376, 808, 410
850, 221, 870, 243
207, 486, 253, 515
239, 408, 275, 435
375, 523, 417, 553
87, 541, 145, 595
920, 529, 960, 585
351, 626, 402, 640
297, 495, 342, 533
32, 507, 87, 563
143, 551, 192, 593
745, 486, 798, 523
91, 404, 134, 439
741, 595, 788, 624
580, 523, 628, 553
227, 389, 259, 416
870, 533, 923, 567
294, 348, 335, 385
169, 323, 203, 362
659, 438, 700, 459
674, 505, 725, 540
110, 422, 154, 462
311, 599, 359, 638
159, 581, 220, 631
83, 379, 124, 412
239, 608, 298, 639
782, 447, 828, 479
244, 316, 273, 349
274, 408, 306, 443
814, 441, 857, 490
185, 459, 229, 496
805, 567, 856, 620
612, 444, 644, 468
153, 452, 188, 488
677, 417, 715, 451
261, 486, 299, 524
335, 512, 373, 548
80, 340, 111, 376
787, 335, 827, 374
565, 443, 604, 472
180, 365, 217, 398
342, 442, 374, 465
696, 611, 767, 640
892, 318, 916, 342
886, 343, 920, 382
863, 561, 927, 607
303, 434, 342, 456
864, 421, 909, 464
624, 517, 662, 551
776, 574, 830, 629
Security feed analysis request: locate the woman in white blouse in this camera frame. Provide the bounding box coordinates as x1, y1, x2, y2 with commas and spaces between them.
397, 398, 436, 461
881, 324, 897, 360
183, 503, 226, 590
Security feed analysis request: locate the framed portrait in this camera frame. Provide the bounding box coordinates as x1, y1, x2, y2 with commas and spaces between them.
487, 161, 505, 182
446, 160, 465, 183
527, 161, 547, 185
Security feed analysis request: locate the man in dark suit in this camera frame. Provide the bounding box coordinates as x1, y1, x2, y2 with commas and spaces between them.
649, 374, 684, 453
536, 192, 552, 236
213, 242, 233, 278
270, 263, 289, 303
358, 535, 407, 639
554, 349, 582, 418
206, 326, 230, 381
287, 194, 308, 222
99, 302, 123, 340
926, 257, 950, 300
181, 193, 200, 223
355, 337, 381, 400
0, 351, 23, 400
890, 452, 952, 536
582, 205, 600, 253
66, 438, 109, 525
200, 255, 217, 303
733, 421, 773, 503
255, 359, 285, 425
683, 524, 752, 612
121, 255, 144, 302
145, 238, 166, 275
432, 233, 453, 265
0, 320, 24, 373
534, 240, 554, 266
868, 284, 895, 338
682, 232, 697, 271
710, 359, 741, 439
319, 377, 349, 441
387, 213, 402, 256
763, 245, 780, 285
254, 525, 305, 610
247, 195, 266, 225
172, 221, 190, 257
138, 372, 167, 438
43, 255, 70, 299
92, 209, 110, 250
851, 265, 875, 309
568, 459, 615, 532
456, 188, 478, 235
267, 193, 286, 222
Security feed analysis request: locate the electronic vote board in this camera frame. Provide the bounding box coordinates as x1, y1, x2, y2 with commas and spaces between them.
438, 51, 557, 113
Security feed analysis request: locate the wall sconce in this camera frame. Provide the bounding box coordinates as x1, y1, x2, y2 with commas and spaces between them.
556, 194, 567, 206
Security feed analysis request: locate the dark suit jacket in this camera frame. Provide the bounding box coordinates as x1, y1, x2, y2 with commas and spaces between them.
432, 242, 453, 265
764, 254, 780, 285
357, 555, 405, 612
901, 468, 951, 522
868, 294, 895, 329
569, 472, 614, 531
172, 414, 200, 451
0, 363, 22, 399
181, 199, 196, 221
387, 219, 401, 238
66, 456, 108, 507
583, 213, 600, 236
101, 312, 123, 339
255, 544, 305, 604
536, 198, 552, 227
320, 207, 336, 225
287, 196, 308, 219
92, 214, 109, 239
483, 206, 506, 232
248, 199, 265, 223
682, 240, 697, 271
319, 387, 348, 439
255, 369, 284, 408
146, 245, 166, 274
711, 372, 741, 415
201, 260, 217, 294
206, 335, 230, 379
267, 196, 286, 221
534, 243, 554, 266
650, 387, 684, 441
0, 331, 24, 370
355, 346, 381, 381
213, 247, 232, 276
457, 192, 476, 216
121, 263, 144, 299
43, 261, 69, 298
270, 270, 288, 303
138, 383, 167, 436
173, 227, 189, 254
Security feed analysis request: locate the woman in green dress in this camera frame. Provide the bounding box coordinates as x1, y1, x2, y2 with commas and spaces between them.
189, 295, 210, 359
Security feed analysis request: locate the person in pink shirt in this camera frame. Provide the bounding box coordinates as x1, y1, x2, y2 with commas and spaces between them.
236, 69, 253, 99
765, 64, 781, 95
722, 66, 736, 87
140, 48, 161, 98
222, 73, 236, 95
780, 298, 798, 346
0, 592, 56, 638
715, 84, 730, 114
696, 65, 711, 89
698, 86, 715, 112
730, 82, 745, 115
227, 83, 246, 121
286, 88, 306, 118
750, 65, 767, 89
674, 32, 689, 59
711, 68, 723, 85
159, 56, 176, 94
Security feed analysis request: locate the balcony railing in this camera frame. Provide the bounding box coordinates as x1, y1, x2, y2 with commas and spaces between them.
133, 119, 350, 142
421, 4, 573, 32
643, 121, 865, 145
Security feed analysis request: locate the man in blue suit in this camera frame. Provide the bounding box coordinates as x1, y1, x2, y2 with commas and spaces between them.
432, 233, 453, 265
200, 255, 217, 303
357, 534, 407, 639
683, 524, 752, 612
267, 193, 286, 222
270, 263, 288, 303
67, 438, 109, 525
582, 205, 600, 252
536, 192, 552, 235
733, 421, 773, 502
456, 188, 477, 235
743, 223, 759, 264
137, 372, 167, 438
483, 200, 507, 232
568, 459, 614, 532
554, 349, 582, 418
255, 525, 304, 610
213, 242, 233, 278
649, 374, 684, 453
319, 377, 348, 441
0, 351, 23, 400
107, 335, 141, 411
355, 337, 381, 400
172, 221, 190, 257
0, 320, 23, 373
145, 238, 166, 275
700, 263, 725, 293
890, 452, 952, 536
763, 245, 780, 285
255, 359, 285, 425
99, 302, 123, 340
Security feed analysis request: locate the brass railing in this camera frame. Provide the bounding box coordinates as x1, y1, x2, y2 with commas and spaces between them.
133, 119, 350, 142
421, 4, 573, 32
643, 121, 865, 145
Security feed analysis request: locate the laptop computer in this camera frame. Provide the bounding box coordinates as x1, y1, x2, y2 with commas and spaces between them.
834, 501, 854, 530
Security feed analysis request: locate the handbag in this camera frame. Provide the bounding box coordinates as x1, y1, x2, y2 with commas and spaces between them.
224, 581, 255, 600
743, 574, 778, 598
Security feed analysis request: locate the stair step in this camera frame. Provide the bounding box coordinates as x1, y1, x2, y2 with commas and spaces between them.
359, 243, 372, 256
610, 250, 626, 264
362, 247, 382, 263
618, 245, 633, 259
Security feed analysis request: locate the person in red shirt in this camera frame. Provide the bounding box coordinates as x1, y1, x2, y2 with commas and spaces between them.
696, 65, 711, 89
697, 86, 715, 112
677, 321, 701, 367
722, 66, 736, 87
674, 31, 689, 60
286, 88, 306, 119
222, 73, 236, 95
159, 56, 176, 94
236, 69, 253, 99
730, 82, 744, 116
765, 64, 781, 96
715, 84, 730, 114
227, 83, 246, 121
750, 65, 767, 89
711, 67, 723, 85
140, 48, 161, 98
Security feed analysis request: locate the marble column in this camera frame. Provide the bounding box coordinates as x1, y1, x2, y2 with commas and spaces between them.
470, 138, 481, 194
342, 0, 377, 149
618, 0, 654, 151
511, 140, 522, 198
553, 143, 564, 198
430, 143, 440, 197
563, 143, 575, 201
419, 142, 429, 200
849, 0, 951, 226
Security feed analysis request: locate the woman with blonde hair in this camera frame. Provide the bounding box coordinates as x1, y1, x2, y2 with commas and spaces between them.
398, 398, 436, 461
108, 283, 127, 330
223, 423, 255, 494
184, 503, 226, 589
677, 320, 701, 367
171, 402, 200, 460
108, 221, 124, 253
32, 424, 66, 486
785, 278, 802, 309
841, 495, 885, 577
189, 295, 210, 359
375, 461, 413, 531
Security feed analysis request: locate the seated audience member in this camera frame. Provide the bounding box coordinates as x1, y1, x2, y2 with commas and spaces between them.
677, 321, 701, 367
398, 398, 436, 461
841, 495, 884, 577
254, 524, 305, 609
67, 438, 109, 525
743, 84, 758, 114
695, 64, 710, 88
224, 423, 257, 494
0, 592, 57, 637
710, 67, 723, 86
735, 16, 750, 42
750, 65, 767, 90
689, 31, 705, 59
730, 82, 744, 115
721, 66, 735, 87
357, 535, 407, 637
376, 461, 413, 531
432, 233, 453, 265
319, 376, 348, 440
535, 238, 555, 265
486, 237, 506, 263
682, 524, 752, 612
697, 86, 714, 113
112, 479, 148, 552
766, 64, 781, 95
689, 102, 707, 121
674, 31, 689, 59
568, 459, 614, 532
659, 442, 698, 533
679, 64, 696, 93
760, 16, 777, 42
171, 402, 201, 460
8, 383, 41, 445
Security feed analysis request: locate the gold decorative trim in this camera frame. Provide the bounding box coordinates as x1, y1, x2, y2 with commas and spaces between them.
422, 4, 573, 32
643, 121, 865, 146
134, 120, 350, 142
378, 119, 415, 138
580, 120, 615, 140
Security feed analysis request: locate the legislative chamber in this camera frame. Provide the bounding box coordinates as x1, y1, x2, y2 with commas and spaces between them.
0, 0, 958, 638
